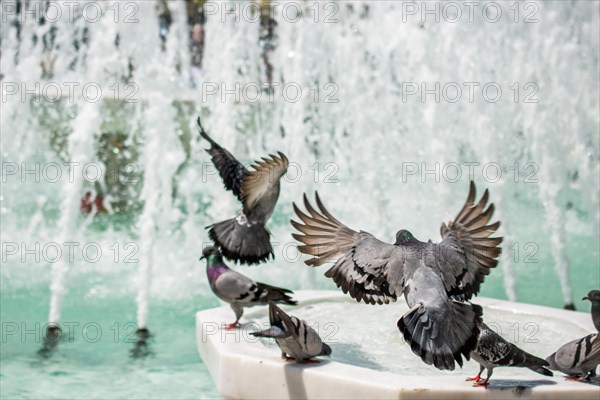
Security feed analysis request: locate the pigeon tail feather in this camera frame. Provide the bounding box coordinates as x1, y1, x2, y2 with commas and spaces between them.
257, 282, 297, 306
398, 301, 482, 371
251, 326, 288, 339
208, 217, 273, 265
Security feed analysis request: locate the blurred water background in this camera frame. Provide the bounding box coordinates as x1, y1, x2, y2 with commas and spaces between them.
1, 1, 599, 398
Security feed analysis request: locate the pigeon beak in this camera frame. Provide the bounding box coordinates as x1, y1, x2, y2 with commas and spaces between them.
199, 256, 206, 261
582, 296, 589, 301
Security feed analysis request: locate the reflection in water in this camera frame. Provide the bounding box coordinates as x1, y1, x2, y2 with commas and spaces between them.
130, 328, 154, 359
37, 325, 62, 358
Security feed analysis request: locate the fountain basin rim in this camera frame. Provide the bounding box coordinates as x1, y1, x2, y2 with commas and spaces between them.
196, 290, 598, 400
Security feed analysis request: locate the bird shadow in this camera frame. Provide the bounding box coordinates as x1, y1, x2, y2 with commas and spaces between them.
279, 343, 383, 399
572, 376, 600, 387
282, 359, 331, 400
486, 379, 556, 392
588, 377, 600, 386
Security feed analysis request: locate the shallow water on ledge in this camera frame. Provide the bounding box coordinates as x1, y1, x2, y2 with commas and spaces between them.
248, 298, 593, 378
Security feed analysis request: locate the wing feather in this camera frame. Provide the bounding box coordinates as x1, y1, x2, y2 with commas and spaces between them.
438, 181, 503, 300
197, 118, 248, 200
241, 152, 288, 212
292, 192, 403, 304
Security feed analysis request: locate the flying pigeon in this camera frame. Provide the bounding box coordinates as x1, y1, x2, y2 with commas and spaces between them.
291, 181, 502, 371
468, 322, 552, 387
198, 117, 289, 265
201, 246, 297, 329
251, 302, 332, 363
583, 290, 600, 332
546, 333, 600, 381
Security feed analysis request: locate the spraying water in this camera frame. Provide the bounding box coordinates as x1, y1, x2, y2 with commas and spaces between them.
48, 103, 100, 325
1, 0, 598, 336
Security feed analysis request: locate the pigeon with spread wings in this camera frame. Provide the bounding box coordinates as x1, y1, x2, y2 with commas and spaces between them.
198, 117, 289, 264
291, 181, 502, 370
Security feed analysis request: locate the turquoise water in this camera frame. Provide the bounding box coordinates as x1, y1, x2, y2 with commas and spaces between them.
1, 214, 597, 399
1, 285, 221, 399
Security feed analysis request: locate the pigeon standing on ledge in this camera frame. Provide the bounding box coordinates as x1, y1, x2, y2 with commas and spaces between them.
198, 117, 289, 265
251, 302, 332, 363
546, 334, 599, 381
546, 290, 600, 381
469, 322, 552, 388
201, 247, 297, 330
291, 181, 503, 371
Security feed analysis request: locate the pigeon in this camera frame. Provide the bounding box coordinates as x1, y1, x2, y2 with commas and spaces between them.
546, 334, 600, 381
251, 302, 332, 363
583, 290, 600, 332
201, 246, 297, 329
198, 117, 289, 265
468, 322, 552, 387
546, 291, 600, 381
291, 181, 502, 371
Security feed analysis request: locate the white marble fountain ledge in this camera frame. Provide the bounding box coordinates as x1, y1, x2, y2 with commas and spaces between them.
196, 290, 600, 400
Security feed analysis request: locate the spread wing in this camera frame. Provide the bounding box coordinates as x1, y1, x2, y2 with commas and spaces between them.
437, 181, 503, 300
197, 118, 248, 200
241, 152, 288, 213
292, 193, 405, 305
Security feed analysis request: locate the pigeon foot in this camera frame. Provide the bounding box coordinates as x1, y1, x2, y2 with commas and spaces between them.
224, 322, 240, 330
565, 376, 589, 382
466, 373, 482, 382
300, 359, 320, 364
473, 379, 489, 388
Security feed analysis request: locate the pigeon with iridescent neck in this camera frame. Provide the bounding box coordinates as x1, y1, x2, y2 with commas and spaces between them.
198, 117, 288, 265
201, 246, 297, 330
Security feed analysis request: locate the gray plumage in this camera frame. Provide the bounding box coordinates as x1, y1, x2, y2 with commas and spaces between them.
292, 181, 503, 371
545, 293, 600, 380
201, 247, 296, 329
546, 333, 600, 380
469, 323, 552, 387
583, 290, 600, 332
198, 117, 289, 265
251, 302, 332, 363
